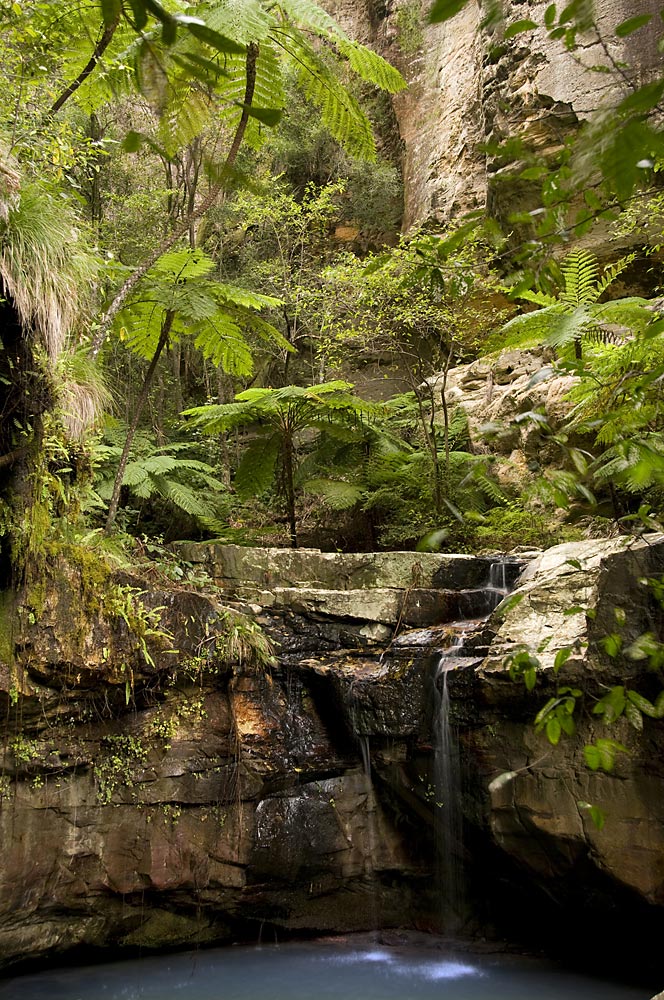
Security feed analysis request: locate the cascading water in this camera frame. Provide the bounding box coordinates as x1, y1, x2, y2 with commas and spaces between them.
430, 557, 523, 934
358, 733, 380, 929
433, 631, 466, 934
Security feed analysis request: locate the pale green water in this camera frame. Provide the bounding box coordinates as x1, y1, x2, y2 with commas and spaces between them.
0, 941, 649, 1000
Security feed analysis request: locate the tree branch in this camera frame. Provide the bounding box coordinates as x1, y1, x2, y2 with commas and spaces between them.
49, 15, 120, 116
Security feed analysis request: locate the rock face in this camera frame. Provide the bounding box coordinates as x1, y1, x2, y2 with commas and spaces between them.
1, 537, 664, 978
327, 0, 663, 229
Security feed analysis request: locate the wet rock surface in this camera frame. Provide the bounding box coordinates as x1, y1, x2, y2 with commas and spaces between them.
1, 539, 664, 978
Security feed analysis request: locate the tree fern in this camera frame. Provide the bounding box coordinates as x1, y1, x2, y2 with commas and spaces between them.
500, 250, 652, 357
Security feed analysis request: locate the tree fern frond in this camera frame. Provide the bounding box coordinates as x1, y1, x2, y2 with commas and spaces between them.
277, 0, 348, 41
234, 432, 281, 498
560, 249, 600, 306
335, 39, 406, 93
120, 300, 167, 360
206, 0, 274, 44
154, 248, 216, 280
274, 24, 375, 160
194, 317, 255, 375
304, 477, 363, 509
182, 400, 263, 431
213, 281, 282, 311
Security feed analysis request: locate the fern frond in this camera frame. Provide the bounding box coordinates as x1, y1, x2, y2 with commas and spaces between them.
182, 400, 263, 432
560, 250, 600, 306
274, 24, 375, 160
193, 317, 255, 375
152, 477, 212, 516
544, 306, 591, 348
206, 0, 274, 44
213, 281, 282, 311
591, 298, 651, 332
154, 248, 216, 280
335, 39, 406, 93
304, 477, 363, 509
594, 253, 635, 297
234, 432, 281, 498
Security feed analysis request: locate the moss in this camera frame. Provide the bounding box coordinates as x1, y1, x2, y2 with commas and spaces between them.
0, 590, 16, 668
394, 0, 423, 55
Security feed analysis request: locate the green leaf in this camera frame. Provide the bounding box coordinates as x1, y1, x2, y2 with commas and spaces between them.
600, 633, 622, 658
546, 716, 562, 744
554, 647, 573, 672
544, 4, 557, 28
428, 0, 467, 22
593, 685, 625, 723
186, 22, 247, 54
626, 689, 657, 717
505, 18, 538, 38
584, 744, 601, 770
101, 0, 122, 24
624, 701, 643, 731
495, 591, 524, 615
578, 801, 606, 831
560, 712, 576, 736
524, 666, 537, 692
122, 130, 143, 153
618, 81, 664, 117
244, 105, 284, 126
127, 0, 149, 30
615, 14, 652, 37
534, 697, 558, 727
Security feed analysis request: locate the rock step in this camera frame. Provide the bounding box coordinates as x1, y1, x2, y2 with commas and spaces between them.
174, 542, 525, 594
246, 586, 512, 628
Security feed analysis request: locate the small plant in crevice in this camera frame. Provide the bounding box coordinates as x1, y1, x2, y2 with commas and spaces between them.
94, 734, 148, 806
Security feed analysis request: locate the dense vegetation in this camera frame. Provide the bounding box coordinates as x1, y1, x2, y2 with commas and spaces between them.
1, 0, 663, 580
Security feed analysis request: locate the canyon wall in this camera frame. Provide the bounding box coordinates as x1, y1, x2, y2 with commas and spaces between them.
329, 0, 663, 229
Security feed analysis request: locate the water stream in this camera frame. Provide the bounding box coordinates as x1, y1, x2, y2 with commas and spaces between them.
0, 941, 648, 1000
433, 634, 466, 933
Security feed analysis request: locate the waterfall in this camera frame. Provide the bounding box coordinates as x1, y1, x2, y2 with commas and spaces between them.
433, 633, 466, 934
358, 734, 379, 930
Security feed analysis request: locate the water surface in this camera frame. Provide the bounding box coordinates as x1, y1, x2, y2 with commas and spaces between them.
0, 940, 649, 1000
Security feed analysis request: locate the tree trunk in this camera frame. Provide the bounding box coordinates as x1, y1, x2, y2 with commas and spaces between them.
49, 15, 120, 116
282, 435, 298, 548
104, 311, 174, 532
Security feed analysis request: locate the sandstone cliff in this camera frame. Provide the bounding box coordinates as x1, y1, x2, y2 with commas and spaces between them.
328, 0, 662, 229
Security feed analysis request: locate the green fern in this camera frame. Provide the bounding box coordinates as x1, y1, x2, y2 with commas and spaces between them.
93, 437, 230, 524
116, 247, 288, 373
500, 250, 652, 357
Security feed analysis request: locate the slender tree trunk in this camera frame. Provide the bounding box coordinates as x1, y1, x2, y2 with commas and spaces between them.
104, 311, 174, 532
49, 16, 120, 115
89, 43, 259, 360
282, 434, 298, 548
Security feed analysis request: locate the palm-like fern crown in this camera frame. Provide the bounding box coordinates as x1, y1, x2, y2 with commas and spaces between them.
116, 247, 290, 375
79, 0, 405, 162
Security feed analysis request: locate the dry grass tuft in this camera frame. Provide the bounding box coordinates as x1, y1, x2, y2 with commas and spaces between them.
0, 180, 99, 359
